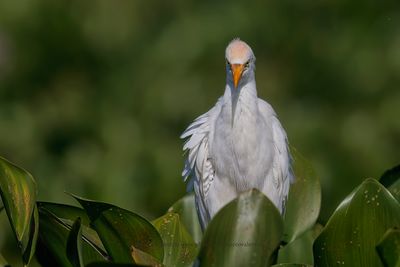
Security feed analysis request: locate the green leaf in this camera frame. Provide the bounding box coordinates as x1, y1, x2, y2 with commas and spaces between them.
71, 194, 164, 265
130, 246, 163, 266
67, 218, 84, 267
376, 228, 400, 267
198, 189, 283, 267
313, 178, 400, 267
278, 224, 323, 265
152, 212, 197, 267
38, 201, 91, 225
85, 263, 144, 267
0, 253, 10, 267
22, 205, 39, 265
167, 193, 202, 244
272, 264, 312, 267
0, 156, 37, 261
36, 208, 107, 267
283, 147, 321, 243
37, 202, 105, 252
380, 164, 400, 202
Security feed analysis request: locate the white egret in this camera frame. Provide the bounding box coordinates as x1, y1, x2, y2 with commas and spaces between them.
181, 38, 294, 230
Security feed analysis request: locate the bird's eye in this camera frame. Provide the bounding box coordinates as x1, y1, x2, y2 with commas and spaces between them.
245, 61, 250, 68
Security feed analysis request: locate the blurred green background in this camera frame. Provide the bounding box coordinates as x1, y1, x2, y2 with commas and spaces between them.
0, 0, 399, 262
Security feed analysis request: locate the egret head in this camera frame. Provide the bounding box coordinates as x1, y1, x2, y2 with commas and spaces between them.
225, 38, 256, 89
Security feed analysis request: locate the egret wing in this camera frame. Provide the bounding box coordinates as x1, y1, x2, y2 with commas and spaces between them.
181, 98, 222, 229
259, 99, 294, 212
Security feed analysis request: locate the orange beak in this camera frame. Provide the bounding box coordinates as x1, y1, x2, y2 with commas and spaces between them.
231, 64, 245, 89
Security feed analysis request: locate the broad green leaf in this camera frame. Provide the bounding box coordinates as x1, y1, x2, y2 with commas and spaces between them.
38, 201, 91, 225
380, 164, 400, 202
313, 178, 400, 267
278, 224, 323, 265
22, 205, 39, 265
130, 246, 163, 266
376, 228, 400, 267
0, 156, 37, 261
198, 189, 283, 267
283, 147, 321, 243
36, 208, 107, 267
0, 253, 10, 267
272, 264, 312, 267
85, 263, 144, 267
38, 202, 105, 251
67, 218, 84, 267
71, 194, 164, 265
152, 212, 197, 267
167, 193, 202, 244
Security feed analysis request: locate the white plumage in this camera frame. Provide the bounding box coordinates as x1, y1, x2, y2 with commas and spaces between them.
181, 39, 294, 230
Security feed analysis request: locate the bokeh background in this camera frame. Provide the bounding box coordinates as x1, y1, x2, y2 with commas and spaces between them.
1, 0, 399, 264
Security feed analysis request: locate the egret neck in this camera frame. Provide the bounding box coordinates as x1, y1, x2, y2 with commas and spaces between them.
226, 72, 257, 126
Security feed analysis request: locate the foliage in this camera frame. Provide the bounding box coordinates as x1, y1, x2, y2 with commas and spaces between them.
167, 194, 202, 245
283, 147, 321, 243
376, 228, 400, 267
380, 164, 400, 203
1, 151, 399, 266
313, 179, 400, 267
198, 189, 283, 267
0, 156, 37, 264
152, 212, 197, 267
